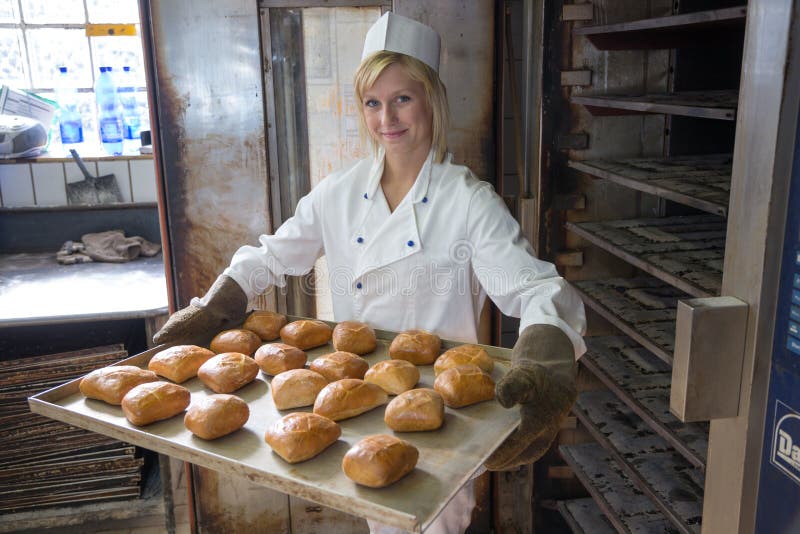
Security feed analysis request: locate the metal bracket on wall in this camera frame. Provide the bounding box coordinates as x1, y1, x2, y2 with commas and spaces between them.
562, 3, 593, 22
561, 69, 593, 86
555, 250, 584, 267
557, 133, 590, 150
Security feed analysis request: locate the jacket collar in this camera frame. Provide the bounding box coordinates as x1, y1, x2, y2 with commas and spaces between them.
363, 147, 437, 205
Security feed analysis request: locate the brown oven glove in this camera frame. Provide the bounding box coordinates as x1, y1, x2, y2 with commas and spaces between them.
152, 274, 248, 346
484, 324, 577, 471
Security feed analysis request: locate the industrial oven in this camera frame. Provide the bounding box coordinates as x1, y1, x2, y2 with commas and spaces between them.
141, 0, 800, 532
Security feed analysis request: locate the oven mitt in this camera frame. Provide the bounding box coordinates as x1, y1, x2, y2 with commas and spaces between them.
153, 274, 248, 346
484, 324, 577, 471
82, 230, 161, 263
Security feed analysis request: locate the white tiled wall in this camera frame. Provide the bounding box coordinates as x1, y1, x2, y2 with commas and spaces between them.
0, 157, 157, 207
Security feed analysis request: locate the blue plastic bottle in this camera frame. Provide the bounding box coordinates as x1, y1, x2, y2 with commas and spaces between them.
118, 66, 141, 140
95, 66, 123, 155
55, 66, 84, 144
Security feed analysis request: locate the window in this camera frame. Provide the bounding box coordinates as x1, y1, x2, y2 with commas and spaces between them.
0, 0, 149, 153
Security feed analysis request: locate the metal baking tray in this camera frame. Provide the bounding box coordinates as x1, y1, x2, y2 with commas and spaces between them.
28, 317, 519, 532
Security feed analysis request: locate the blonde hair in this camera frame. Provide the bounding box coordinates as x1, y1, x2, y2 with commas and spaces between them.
354, 51, 449, 163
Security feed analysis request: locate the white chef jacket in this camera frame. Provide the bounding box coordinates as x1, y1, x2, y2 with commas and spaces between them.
224, 149, 586, 358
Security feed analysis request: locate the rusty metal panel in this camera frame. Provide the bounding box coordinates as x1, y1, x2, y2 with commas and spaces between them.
147, 0, 270, 307
574, 390, 704, 533
289, 496, 369, 533
567, 215, 726, 297
573, 276, 685, 362
560, 443, 678, 533
192, 467, 290, 534
395, 0, 495, 180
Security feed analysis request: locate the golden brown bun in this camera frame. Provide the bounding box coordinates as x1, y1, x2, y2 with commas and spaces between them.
184, 394, 249, 439
197, 352, 259, 393
433, 364, 495, 408
280, 320, 333, 350
332, 321, 377, 354
434, 344, 494, 376
254, 343, 307, 376
210, 329, 262, 356
389, 330, 441, 365
270, 369, 328, 410
148, 345, 216, 383
313, 379, 388, 421
364, 359, 420, 395
265, 412, 341, 464
121, 381, 191, 426
309, 351, 369, 382
342, 434, 418, 488
243, 311, 287, 341
79, 365, 159, 405
384, 388, 445, 431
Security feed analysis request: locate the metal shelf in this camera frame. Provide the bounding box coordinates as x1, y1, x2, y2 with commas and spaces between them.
583, 336, 709, 469
572, 90, 738, 120
566, 215, 725, 298
568, 154, 732, 217
560, 443, 682, 534
574, 6, 747, 51
573, 277, 683, 364
573, 390, 704, 534
556, 498, 616, 534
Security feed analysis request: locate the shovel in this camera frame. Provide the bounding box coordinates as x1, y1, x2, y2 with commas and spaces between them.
67, 149, 124, 205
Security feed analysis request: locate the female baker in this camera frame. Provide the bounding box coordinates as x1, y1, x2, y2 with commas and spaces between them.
154, 12, 586, 533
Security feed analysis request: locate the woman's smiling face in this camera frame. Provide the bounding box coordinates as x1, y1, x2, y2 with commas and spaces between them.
362, 63, 433, 161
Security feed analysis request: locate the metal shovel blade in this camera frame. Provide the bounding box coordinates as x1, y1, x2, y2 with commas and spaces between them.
67, 149, 124, 205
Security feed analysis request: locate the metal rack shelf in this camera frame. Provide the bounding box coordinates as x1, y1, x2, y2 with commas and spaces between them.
573, 6, 747, 51
556, 498, 616, 534
566, 215, 725, 298
573, 390, 704, 534
583, 336, 709, 469
573, 277, 683, 363
572, 90, 738, 120
568, 154, 732, 217
560, 443, 682, 533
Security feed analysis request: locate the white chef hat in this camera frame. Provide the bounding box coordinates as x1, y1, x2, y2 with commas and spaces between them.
361, 12, 441, 72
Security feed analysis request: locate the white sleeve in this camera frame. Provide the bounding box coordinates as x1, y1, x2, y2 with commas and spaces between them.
466, 181, 587, 359
223, 183, 325, 302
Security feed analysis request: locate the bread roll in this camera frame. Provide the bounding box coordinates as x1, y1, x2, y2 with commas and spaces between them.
342, 434, 418, 488
364, 359, 419, 395
332, 321, 377, 354
184, 394, 249, 439
313, 379, 388, 421
243, 311, 287, 341
254, 343, 307, 376
270, 369, 328, 410
280, 320, 332, 350
384, 388, 445, 431
389, 330, 441, 365
265, 412, 341, 464
210, 329, 262, 356
197, 352, 259, 393
121, 381, 191, 426
80, 365, 159, 405
148, 345, 216, 383
433, 364, 495, 408
434, 344, 493, 376
309, 351, 369, 382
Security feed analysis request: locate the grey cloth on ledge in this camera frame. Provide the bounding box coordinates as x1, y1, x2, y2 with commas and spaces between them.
57, 230, 161, 265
